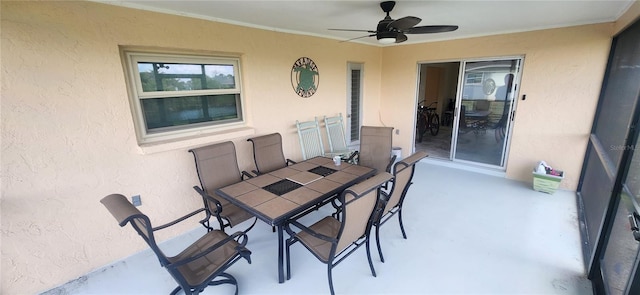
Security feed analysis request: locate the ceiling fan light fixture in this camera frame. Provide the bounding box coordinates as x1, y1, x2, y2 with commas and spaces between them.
378, 37, 396, 44
377, 31, 397, 44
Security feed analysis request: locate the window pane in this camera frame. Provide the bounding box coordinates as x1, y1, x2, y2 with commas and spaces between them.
141, 94, 241, 131
350, 69, 361, 141
138, 62, 236, 92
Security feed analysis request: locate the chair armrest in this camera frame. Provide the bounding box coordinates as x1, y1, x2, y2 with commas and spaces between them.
380, 155, 397, 190
241, 170, 255, 179
344, 151, 359, 163
193, 186, 223, 215
347, 151, 358, 164
286, 159, 297, 165
385, 155, 397, 173
372, 190, 391, 223
152, 207, 207, 231
285, 219, 337, 243
168, 231, 251, 268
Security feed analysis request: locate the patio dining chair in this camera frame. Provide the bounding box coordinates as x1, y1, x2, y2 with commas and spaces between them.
323, 113, 356, 162
189, 141, 257, 233
296, 118, 325, 160
356, 126, 396, 176
373, 150, 428, 262
247, 133, 296, 174
284, 172, 393, 295
100, 194, 252, 295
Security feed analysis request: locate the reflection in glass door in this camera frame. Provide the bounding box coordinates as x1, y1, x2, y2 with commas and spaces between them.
452, 58, 522, 168
600, 128, 640, 295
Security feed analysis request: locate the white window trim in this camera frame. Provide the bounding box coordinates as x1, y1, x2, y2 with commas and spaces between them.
121, 48, 248, 146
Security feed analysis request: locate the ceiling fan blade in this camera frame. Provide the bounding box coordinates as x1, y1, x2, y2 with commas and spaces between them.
395, 33, 408, 43
329, 28, 377, 33
405, 25, 459, 34
339, 34, 376, 43
388, 16, 421, 30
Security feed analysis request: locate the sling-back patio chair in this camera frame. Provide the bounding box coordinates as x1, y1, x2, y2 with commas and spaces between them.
247, 133, 296, 175
284, 172, 393, 295
100, 194, 252, 295
189, 141, 257, 233
323, 113, 356, 162
373, 151, 428, 262
296, 118, 325, 160
355, 126, 396, 177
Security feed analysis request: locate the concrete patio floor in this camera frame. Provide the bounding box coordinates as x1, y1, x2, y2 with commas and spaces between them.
44, 160, 592, 295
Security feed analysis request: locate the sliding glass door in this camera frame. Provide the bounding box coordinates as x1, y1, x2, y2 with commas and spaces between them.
452, 58, 522, 168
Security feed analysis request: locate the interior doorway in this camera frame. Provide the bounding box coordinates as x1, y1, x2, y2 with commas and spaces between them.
414, 62, 460, 159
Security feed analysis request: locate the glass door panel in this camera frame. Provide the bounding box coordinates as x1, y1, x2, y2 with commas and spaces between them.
600, 131, 640, 294
453, 58, 521, 167
601, 189, 640, 295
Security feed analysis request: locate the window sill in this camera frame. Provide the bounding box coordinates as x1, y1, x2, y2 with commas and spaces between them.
136, 127, 255, 154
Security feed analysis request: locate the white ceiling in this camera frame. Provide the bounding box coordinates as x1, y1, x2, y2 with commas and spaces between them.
98, 0, 634, 46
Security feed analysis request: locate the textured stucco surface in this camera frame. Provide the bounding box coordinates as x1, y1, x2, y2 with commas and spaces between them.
381, 23, 613, 190
1, 0, 637, 294
0, 2, 380, 294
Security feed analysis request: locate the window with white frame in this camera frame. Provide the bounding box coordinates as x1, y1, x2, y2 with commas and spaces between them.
122, 50, 244, 144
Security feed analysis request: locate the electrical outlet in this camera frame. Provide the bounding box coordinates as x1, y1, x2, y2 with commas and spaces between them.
132, 195, 142, 207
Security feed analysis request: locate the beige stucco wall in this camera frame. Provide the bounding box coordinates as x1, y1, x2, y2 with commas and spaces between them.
0, 1, 381, 294
381, 23, 613, 190
2, 0, 638, 294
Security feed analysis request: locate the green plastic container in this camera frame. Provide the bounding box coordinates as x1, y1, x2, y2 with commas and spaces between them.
533, 170, 564, 194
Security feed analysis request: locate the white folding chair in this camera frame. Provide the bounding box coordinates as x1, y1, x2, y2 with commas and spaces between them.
323, 113, 355, 161
296, 118, 325, 160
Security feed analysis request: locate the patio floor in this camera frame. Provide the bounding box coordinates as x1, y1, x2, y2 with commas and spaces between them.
44, 160, 592, 295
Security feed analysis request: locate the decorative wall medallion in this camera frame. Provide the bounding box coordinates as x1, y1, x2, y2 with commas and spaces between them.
291, 57, 319, 98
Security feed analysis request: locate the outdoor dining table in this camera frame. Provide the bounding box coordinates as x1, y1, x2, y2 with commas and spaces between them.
215, 156, 376, 283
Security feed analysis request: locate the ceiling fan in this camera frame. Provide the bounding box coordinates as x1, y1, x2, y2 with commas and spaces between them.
330, 1, 458, 44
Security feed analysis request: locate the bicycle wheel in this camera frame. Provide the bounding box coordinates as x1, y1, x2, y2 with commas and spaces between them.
417, 114, 427, 142
429, 114, 440, 136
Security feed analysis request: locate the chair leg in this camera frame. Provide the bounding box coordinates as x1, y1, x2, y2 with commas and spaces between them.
285, 238, 292, 280
169, 286, 183, 295
375, 224, 385, 263
366, 237, 377, 277
327, 265, 335, 295
199, 218, 213, 232
210, 273, 238, 295
398, 209, 407, 239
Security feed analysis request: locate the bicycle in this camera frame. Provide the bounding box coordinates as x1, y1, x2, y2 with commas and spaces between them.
416, 101, 440, 142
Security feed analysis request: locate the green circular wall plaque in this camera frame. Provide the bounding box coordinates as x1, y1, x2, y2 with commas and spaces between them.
291, 57, 319, 98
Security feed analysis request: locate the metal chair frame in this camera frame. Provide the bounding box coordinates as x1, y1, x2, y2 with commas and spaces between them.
247, 133, 296, 175
100, 194, 251, 295
373, 151, 427, 262
284, 172, 393, 295
189, 141, 257, 233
